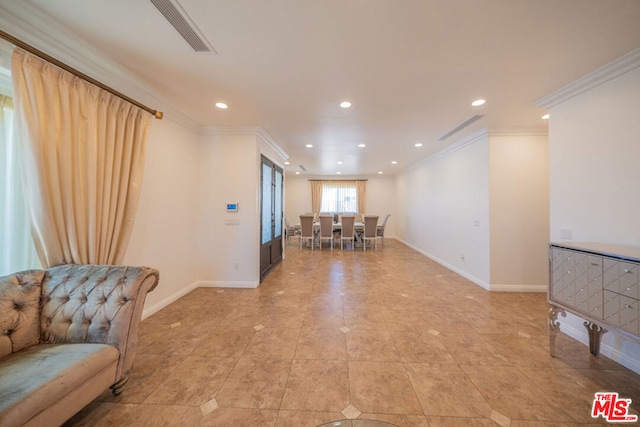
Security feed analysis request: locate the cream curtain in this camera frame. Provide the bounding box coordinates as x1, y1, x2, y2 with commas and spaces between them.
0, 95, 39, 275
356, 180, 367, 214
310, 180, 323, 215
11, 48, 152, 267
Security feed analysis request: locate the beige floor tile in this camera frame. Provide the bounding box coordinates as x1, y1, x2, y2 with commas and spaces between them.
303, 306, 345, 329
275, 410, 347, 427
405, 363, 492, 418
281, 359, 350, 412
344, 308, 389, 331
390, 331, 456, 364
96, 352, 187, 403
480, 333, 556, 367
437, 332, 511, 366
348, 361, 423, 415
63, 240, 640, 426
190, 326, 256, 358
346, 329, 401, 362
460, 365, 573, 422
66, 402, 202, 427
359, 413, 430, 427
242, 327, 301, 358
294, 328, 348, 360
144, 355, 237, 405
198, 407, 278, 426
216, 357, 292, 409
425, 416, 503, 426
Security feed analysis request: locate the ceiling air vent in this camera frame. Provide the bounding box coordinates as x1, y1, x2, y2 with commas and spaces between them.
298, 165, 307, 172
438, 115, 484, 141
149, 0, 215, 53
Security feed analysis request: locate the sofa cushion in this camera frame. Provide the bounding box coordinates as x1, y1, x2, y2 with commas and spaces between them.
0, 270, 45, 358
0, 343, 118, 427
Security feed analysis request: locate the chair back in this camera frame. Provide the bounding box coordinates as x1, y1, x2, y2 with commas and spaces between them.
381, 214, 390, 229
355, 213, 364, 223
299, 215, 315, 237
284, 215, 292, 228
363, 215, 379, 237
340, 215, 355, 238
318, 215, 333, 237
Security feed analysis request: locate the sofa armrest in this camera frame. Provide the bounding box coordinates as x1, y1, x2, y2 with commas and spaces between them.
40, 265, 159, 382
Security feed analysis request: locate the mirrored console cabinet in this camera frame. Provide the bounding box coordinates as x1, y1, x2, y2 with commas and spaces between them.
548, 242, 640, 357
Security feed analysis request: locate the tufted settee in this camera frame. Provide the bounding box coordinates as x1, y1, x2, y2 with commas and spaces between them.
0, 264, 159, 427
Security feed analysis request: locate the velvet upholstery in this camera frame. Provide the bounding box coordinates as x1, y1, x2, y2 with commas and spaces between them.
0, 265, 158, 427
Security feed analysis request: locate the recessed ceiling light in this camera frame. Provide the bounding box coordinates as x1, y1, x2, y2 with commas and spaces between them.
471, 99, 486, 107
305, 144, 313, 148
414, 143, 423, 148
378, 171, 383, 174
358, 144, 366, 148
336, 171, 341, 174
215, 102, 228, 109
541, 114, 550, 120
337, 161, 343, 165
340, 101, 352, 108
284, 161, 290, 165
391, 161, 397, 164
295, 171, 300, 175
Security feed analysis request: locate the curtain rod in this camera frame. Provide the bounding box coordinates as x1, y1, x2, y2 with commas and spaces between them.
308, 179, 368, 182
0, 29, 163, 119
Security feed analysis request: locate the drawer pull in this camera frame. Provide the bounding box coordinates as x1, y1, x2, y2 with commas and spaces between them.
624, 304, 631, 309
624, 269, 633, 274
591, 262, 599, 266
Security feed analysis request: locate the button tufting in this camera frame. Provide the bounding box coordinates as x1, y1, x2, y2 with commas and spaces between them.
13, 302, 23, 311
3, 330, 11, 335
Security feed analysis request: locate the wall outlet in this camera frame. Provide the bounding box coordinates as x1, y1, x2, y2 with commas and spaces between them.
560, 228, 573, 240
460, 253, 465, 262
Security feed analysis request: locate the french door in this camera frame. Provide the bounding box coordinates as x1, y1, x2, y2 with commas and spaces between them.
260, 156, 283, 281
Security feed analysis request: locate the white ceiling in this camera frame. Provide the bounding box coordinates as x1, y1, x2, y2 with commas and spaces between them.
1, 0, 640, 176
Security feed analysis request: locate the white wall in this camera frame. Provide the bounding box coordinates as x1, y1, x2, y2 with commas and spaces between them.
123, 118, 201, 312
547, 63, 640, 372
489, 133, 549, 290
395, 131, 491, 286
199, 131, 261, 287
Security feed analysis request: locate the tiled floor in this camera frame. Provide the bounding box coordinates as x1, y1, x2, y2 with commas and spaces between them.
66, 239, 640, 426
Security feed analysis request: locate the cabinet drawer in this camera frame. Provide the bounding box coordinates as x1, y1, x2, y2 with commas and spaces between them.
603, 258, 640, 299
604, 290, 640, 336
550, 248, 603, 316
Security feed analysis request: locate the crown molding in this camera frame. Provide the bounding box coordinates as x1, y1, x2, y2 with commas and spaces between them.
487, 128, 548, 137
535, 48, 640, 110
201, 126, 288, 160
0, 3, 202, 133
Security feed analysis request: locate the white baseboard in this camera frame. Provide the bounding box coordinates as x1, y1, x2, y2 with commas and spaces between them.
396, 238, 491, 290
142, 280, 200, 319
197, 280, 259, 289
558, 314, 640, 375
490, 283, 547, 292
395, 238, 546, 293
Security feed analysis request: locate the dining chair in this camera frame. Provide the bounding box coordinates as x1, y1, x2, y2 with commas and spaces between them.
355, 213, 364, 223
376, 214, 391, 246
299, 214, 316, 250
284, 215, 300, 245
362, 215, 379, 251
339, 215, 356, 250
318, 214, 334, 250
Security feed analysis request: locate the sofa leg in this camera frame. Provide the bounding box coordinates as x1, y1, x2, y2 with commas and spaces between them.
110, 376, 129, 396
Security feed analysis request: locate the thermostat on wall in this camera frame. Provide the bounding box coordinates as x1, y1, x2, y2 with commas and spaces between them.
226, 203, 238, 212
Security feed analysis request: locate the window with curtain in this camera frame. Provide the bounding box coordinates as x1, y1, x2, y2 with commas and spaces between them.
0, 55, 39, 276
319, 181, 358, 214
